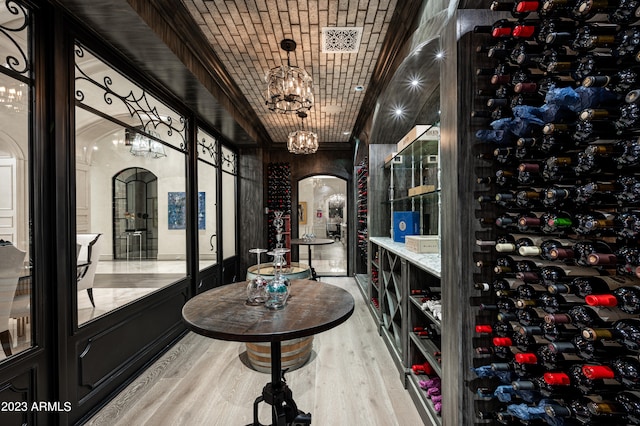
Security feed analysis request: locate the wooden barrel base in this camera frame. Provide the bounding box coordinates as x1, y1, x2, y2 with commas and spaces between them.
246, 336, 314, 373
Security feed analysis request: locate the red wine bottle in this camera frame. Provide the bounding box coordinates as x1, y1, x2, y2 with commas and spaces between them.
586, 286, 640, 314
549, 275, 638, 299
582, 356, 640, 389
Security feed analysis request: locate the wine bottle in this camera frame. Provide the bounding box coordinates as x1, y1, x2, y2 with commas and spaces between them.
550, 335, 630, 361
539, 0, 583, 19
554, 363, 625, 394
516, 306, 547, 326
489, 383, 541, 404
517, 321, 577, 342
582, 356, 640, 389
517, 137, 560, 160
546, 305, 637, 328
493, 331, 550, 352
473, 19, 524, 38
519, 237, 575, 260
518, 264, 602, 285
496, 234, 546, 253
512, 375, 578, 399
573, 211, 617, 236
582, 318, 640, 351
583, 69, 640, 94
548, 53, 629, 82
492, 356, 546, 377
536, 344, 582, 370
547, 23, 619, 52
549, 275, 639, 299
613, 137, 640, 168
588, 246, 640, 272
512, 18, 578, 44
545, 396, 628, 424
543, 364, 624, 395
614, 391, 640, 425
517, 292, 583, 313
474, 364, 517, 384
476, 321, 517, 337
571, 239, 616, 266
586, 286, 640, 314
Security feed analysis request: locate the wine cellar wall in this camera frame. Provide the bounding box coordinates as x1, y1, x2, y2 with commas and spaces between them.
266, 162, 292, 251
356, 158, 368, 273
464, 3, 640, 425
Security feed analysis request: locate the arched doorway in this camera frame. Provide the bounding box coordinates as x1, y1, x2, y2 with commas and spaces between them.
112, 167, 159, 260
297, 175, 347, 276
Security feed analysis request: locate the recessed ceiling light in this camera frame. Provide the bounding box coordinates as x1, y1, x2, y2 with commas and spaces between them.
354, 85, 364, 92
343, 131, 350, 135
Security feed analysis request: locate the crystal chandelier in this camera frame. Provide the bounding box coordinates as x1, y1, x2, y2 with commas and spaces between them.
126, 129, 167, 159
265, 39, 314, 114
288, 112, 318, 154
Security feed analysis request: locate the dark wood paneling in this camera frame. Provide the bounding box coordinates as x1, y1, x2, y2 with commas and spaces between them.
70, 284, 189, 423
439, 10, 505, 426
55, 0, 261, 147
0, 369, 36, 426
238, 148, 266, 278
352, 0, 425, 145
265, 149, 354, 273
76, 290, 187, 392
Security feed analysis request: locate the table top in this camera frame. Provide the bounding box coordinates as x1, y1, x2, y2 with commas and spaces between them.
290, 238, 335, 246
182, 279, 355, 343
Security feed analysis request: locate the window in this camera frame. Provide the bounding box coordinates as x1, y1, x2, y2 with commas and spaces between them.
74, 44, 188, 325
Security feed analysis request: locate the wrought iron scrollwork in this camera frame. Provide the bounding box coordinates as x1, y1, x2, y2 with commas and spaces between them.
221, 149, 237, 175
0, 0, 30, 77
198, 136, 218, 166
74, 44, 186, 150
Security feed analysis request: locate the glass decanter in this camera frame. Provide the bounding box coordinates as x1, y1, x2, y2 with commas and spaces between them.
265, 248, 290, 310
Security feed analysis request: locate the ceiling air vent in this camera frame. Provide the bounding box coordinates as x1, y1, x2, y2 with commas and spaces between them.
321, 27, 363, 53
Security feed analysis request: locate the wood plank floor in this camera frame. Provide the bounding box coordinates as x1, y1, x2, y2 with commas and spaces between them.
85, 277, 428, 426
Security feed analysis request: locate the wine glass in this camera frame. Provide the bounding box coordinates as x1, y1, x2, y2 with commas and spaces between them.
246, 248, 268, 305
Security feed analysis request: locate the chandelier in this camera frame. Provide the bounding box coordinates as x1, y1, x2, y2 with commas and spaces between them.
265, 39, 314, 114
125, 129, 167, 159
288, 112, 318, 154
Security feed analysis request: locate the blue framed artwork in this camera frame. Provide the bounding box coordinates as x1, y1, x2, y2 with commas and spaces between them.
168, 192, 205, 230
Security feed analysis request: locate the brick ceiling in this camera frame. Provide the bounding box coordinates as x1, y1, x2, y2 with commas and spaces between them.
182, 0, 399, 145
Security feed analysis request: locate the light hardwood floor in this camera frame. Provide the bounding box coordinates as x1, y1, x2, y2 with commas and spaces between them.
85, 277, 428, 426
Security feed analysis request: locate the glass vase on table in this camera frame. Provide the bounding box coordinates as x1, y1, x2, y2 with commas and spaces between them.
265, 248, 291, 310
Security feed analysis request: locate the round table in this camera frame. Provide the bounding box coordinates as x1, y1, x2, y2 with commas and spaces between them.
246, 262, 312, 281
290, 238, 335, 279
182, 279, 355, 426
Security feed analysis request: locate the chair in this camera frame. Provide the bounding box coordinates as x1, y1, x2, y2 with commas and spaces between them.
76, 233, 103, 307
326, 222, 341, 241
0, 244, 26, 357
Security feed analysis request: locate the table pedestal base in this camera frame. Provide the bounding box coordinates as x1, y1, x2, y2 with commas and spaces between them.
248, 341, 312, 426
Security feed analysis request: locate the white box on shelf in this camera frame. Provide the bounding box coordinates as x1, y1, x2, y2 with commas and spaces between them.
396, 125, 440, 153
405, 235, 439, 253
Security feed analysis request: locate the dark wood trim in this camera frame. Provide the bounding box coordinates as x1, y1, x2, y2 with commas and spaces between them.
351, 0, 424, 146
131, 0, 271, 147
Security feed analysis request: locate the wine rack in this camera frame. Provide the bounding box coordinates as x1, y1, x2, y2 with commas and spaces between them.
267, 162, 292, 251
356, 157, 368, 273
369, 237, 442, 425
380, 246, 404, 363
469, 3, 640, 425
